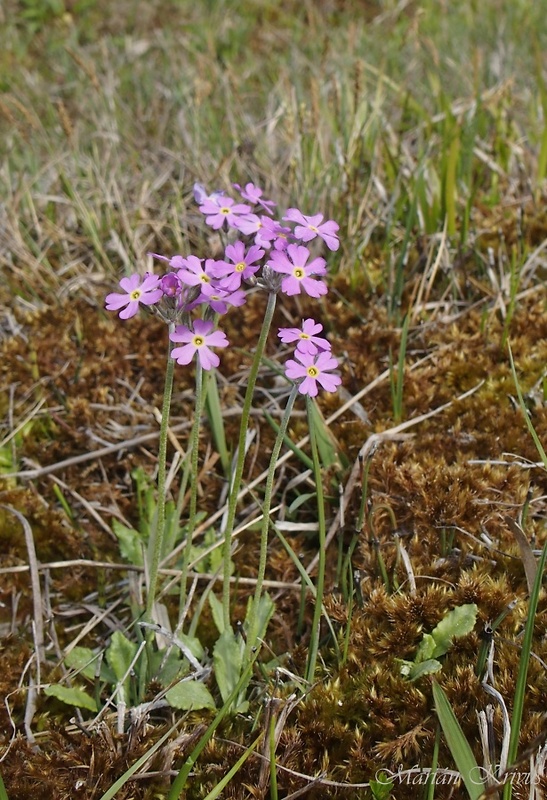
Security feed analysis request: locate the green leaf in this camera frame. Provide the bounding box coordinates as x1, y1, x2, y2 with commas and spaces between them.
245, 592, 274, 642
209, 592, 225, 635
415, 632, 436, 664
287, 492, 317, 516
165, 680, 216, 711
430, 603, 477, 658
432, 681, 485, 800
111, 519, 144, 565
106, 631, 138, 683
148, 648, 184, 686
409, 659, 442, 681
148, 636, 205, 686
65, 646, 100, 680
370, 771, 394, 800
307, 400, 341, 469
213, 629, 247, 711
44, 684, 98, 711
64, 646, 115, 684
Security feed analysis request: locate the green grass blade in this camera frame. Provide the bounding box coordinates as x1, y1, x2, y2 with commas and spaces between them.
392, 313, 409, 422
264, 409, 313, 469
205, 369, 230, 476
166, 655, 258, 799
275, 527, 340, 662
432, 680, 485, 800
98, 723, 178, 800
503, 539, 547, 800
508, 345, 547, 469
202, 736, 261, 800
426, 726, 441, 800
0, 770, 9, 800
445, 132, 460, 237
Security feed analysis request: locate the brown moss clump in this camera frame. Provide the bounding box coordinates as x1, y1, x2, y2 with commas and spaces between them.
2, 240, 547, 796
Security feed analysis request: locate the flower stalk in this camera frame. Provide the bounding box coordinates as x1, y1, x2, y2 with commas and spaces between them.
221, 290, 277, 631
145, 324, 176, 623
178, 361, 205, 622
305, 394, 328, 683
245, 384, 299, 656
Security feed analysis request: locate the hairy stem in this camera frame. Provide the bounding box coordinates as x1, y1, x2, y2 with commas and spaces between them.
145, 324, 176, 622
305, 395, 327, 682
221, 291, 277, 631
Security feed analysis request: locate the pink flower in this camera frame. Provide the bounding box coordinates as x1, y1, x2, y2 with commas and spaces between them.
209, 242, 264, 290
170, 319, 229, 370
267, 245, 327, 297
105, 273, 163, 319
199, 196, 251, 230
284, 350, 341, 396
278, 318, 331, 354
233, 182, 276, 214
193, 183, 225, 206
234, 213, 263, 236
255, 216, 291, 250
160, 272, 183, 297
283, 208, 340, 251
176, 256, 215, 288
197, 284, 246, 314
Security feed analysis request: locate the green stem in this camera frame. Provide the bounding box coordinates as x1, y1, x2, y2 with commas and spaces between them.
178, 361, 205, 623
245, 385, 298, 656
221, 291, 277, 632
145, 324, 176, 622
305, 395, 328, 683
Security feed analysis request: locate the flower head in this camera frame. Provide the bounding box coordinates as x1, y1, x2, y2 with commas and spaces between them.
105, 273, 163, 319
233, 182, 276, 214
267, 245, 327, 297
176, 255, 215, 288
255, 216, 291, 250
199, 196, 251, 230
160, 272, 183, 297
233, 213, 263, 237
197, 284, 247, 314
284, 350, 341, 396
284, 208, 340, 251
193, 183, 225, 206
278, 318, 331, 354
170, 319, 229, 370
209, 242, 264, 291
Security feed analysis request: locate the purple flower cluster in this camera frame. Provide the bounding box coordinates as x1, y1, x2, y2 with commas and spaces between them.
105, 183, 341, 395
277, 319, 341, 396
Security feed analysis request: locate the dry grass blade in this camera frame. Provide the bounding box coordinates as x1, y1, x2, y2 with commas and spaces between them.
0, 505, 44, 665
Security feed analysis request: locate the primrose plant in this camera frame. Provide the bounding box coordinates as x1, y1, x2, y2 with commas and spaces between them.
101, 182, 341, 712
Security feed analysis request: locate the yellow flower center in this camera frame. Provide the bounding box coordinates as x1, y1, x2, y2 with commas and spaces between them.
235, 261, 246, 272
293, 267, 304, 279
221, 207, 231, 215
306, 366, 319, 378
130, 289, 142, 300
309, 225, 318, 232
193, 335, 205, 347
300, 333, 310, 339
